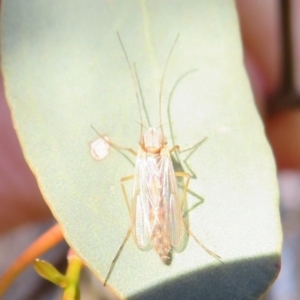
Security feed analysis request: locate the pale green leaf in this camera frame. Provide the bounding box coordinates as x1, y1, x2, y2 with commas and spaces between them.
1, 1, 281, 299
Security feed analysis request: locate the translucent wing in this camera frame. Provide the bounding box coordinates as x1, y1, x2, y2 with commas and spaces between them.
131, 146, 184, 251
160, 147, 184, 251
131, 147, 153, 250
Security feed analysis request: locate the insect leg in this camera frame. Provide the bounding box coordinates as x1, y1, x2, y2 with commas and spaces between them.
179, 137, 207, 154
181, 137, 207, 179
174, 171, 190, 210
183, 221, 222, 261
174, 171, 203, 220
171, 141, 205, 210
120, 175, 134, 213
104, 175, 135, 285
175, 173, 222, 262
104, 227, 131, 286
169, 137, 206, 178
169, 145, 180, 154
91, 125, 138, 156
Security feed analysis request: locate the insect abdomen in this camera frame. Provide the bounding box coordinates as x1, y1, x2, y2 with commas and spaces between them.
152, 207, 171, 263
152, 224, 171, 264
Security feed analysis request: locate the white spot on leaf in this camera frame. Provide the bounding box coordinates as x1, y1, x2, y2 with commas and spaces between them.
90, 136, 110, 161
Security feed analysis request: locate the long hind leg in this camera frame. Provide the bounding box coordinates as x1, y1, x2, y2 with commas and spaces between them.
104, 227, 131, 285
104, 175, 134, 285
175, 169, 221, 261
170, 141, 205, 203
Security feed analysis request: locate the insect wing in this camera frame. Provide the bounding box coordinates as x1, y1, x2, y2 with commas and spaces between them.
131, 146, 184, 251
131, 147, 153, 250
160, 147, 184, 251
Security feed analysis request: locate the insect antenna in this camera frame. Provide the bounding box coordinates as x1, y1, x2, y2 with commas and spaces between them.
134, 64, 151, 128
117, 32, 144, 142
159, 33, 180, 133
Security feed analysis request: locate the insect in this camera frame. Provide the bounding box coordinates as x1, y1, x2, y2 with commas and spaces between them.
94, 33, 221, 285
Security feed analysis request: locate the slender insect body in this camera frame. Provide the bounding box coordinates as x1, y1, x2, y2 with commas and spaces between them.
132, 127, 184, 263
94, 33, 220, 286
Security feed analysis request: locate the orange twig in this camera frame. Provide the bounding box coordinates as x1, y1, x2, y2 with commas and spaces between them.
0, 222, 64, 296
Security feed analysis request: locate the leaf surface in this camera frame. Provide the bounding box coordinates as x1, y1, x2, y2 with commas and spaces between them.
1, 1, 281, 299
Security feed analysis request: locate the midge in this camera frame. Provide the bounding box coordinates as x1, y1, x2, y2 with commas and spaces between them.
95, 33, 221, 285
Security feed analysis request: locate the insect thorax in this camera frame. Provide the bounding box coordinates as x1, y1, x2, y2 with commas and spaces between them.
142, 127, 167, 153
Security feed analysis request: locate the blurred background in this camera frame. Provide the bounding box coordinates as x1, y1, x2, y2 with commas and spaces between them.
1, 0, 300, 299
236, 1, 300, 299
